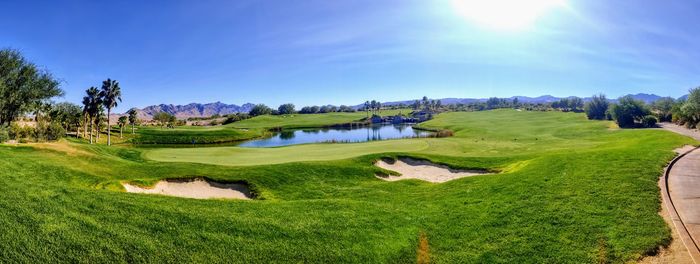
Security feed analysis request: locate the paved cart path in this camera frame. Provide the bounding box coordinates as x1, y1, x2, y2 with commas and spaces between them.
660, 123, 700, 263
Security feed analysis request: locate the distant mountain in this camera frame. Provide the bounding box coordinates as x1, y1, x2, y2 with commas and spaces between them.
127, 102, 256, 120
622, 93, 663, 104
356, 94, 676, 109
122, 93, 685, 120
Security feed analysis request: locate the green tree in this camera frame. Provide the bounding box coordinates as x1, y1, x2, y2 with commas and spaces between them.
364, 101, 370, 117
100, 79, 122, 146
152, 112, 175, 129
412, 100, 421, 110
652, 97, 675, 122
277, 103, 296, 115
610, 96, 651, 128
584, 94, 609, 120
249, 104, 272, 116
486, 97, 501, 109
680, 88, 700, 128
0, 49, 63, 126
127, 108, 138, 134
117, 116, 127, 138
82, 87, 102, 144
50, 102, 82, 137
95, 107, 105, 141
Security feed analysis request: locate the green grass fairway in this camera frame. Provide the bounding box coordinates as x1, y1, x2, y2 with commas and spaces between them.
133, 125, 264, 144
0, 110, 697, 263
226, 109, 408, 129
145, 139, 430, 166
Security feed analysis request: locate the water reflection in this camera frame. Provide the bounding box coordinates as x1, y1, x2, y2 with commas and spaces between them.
238, 123, 432, 148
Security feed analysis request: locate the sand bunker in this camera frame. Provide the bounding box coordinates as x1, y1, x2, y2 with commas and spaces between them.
375, 157, 490, 183
123, 178, 252, 200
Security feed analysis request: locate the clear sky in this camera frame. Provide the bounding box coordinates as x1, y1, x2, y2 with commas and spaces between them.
1, 0, 698, 112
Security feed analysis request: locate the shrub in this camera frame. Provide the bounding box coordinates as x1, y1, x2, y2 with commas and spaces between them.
249, 104, 272, 116
46, 122, 65, 141
610, 96, 650, 128
0, 126, 8, 143
641, 115, 657, 128
584, 94, 609, 120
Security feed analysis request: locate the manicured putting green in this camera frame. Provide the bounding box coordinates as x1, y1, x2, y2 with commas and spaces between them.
144, 139, 430, 166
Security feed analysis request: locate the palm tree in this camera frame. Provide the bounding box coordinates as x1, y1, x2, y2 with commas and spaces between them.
127, 108, 138, 134
100, 79, 122, 146
364, 101, 370, 118
117, 116, 127, 138
82, 87, 101, 144
95, 106, 105, 141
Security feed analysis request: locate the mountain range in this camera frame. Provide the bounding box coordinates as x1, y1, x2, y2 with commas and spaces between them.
131, 102, 256, 120
354, 93, 682, 108
125, 93, 685, 119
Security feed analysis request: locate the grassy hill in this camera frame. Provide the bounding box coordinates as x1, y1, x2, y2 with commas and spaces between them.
0, 110, 696, 263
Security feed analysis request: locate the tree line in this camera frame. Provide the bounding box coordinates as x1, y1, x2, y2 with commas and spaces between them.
0, 49, 67, 142
0, 48, 134, 145
583, 89, 700, 129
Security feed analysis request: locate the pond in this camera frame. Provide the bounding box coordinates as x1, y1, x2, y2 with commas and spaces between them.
237, 123, 434, 147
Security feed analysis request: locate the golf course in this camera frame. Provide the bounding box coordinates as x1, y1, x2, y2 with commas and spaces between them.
1, 109, 696, 263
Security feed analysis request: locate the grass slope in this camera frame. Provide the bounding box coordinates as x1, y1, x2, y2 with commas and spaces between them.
0, 110, 696, 263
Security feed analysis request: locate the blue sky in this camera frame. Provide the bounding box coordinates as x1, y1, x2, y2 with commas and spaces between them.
1, 0, 698, 112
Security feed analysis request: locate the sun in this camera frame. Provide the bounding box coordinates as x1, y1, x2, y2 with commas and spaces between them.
451, 0, 566, 31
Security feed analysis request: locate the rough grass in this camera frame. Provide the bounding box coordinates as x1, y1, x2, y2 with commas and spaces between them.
0, 109, 696, 263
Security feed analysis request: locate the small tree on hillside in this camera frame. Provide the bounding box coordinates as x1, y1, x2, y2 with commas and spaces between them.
277, 103, 295, 115
249, 104, 272, 116
127, 108, 138, 134
153, 112, 174, 129
584, 94, 609, 120
117, 116, 127, 138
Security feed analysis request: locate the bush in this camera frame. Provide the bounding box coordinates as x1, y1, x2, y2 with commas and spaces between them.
249, 104, 272, 116
46, 122, 65, 140
9, 123, 33, 141
584, 94, 609, 120
641, 115, 657, 128
0, 126, 8, 143
610, 96, 650, 128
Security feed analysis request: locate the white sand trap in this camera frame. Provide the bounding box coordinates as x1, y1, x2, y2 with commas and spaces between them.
375, 157, 490, 183
123, 178, 252, 200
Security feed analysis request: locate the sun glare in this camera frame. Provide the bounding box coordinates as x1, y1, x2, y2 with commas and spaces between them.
451, 0, 566, 31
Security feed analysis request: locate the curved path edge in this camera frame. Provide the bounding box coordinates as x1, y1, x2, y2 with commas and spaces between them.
661, 145, 700, 263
